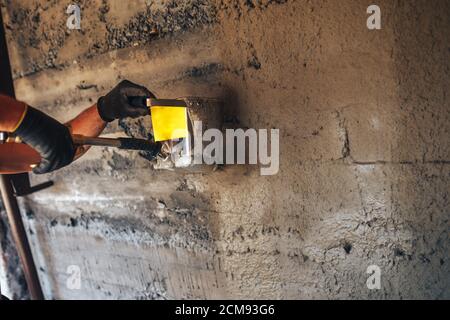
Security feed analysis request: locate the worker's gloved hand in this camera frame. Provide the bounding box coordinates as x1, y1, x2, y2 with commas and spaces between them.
14, 106, 76, 174
97, 80, 155, 122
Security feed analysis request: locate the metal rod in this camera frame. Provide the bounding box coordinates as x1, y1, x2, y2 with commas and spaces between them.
72, 135, 161, 155
0, 176, 44, 300
72, 135, 122, 148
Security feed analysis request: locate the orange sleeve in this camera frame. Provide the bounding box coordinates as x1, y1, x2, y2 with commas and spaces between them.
0, 143, 41, 174
0, 94, 27, 132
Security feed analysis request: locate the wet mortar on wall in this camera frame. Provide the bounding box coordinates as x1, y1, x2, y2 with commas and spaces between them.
0, 0, 448, 299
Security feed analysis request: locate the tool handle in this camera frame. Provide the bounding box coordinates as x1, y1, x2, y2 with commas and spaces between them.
72, 135, 121, 148
128, 96, 149, 109
117, 137, 160, 154
72, 135, 161, 155
128, 97, 188, 110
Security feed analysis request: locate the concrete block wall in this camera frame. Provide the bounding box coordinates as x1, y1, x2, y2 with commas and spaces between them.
0, 0, 448, 299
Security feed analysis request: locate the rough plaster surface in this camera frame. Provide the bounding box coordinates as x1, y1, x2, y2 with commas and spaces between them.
0, 0, 448, 299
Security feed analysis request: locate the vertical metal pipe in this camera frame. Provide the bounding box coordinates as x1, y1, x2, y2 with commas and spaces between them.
0, 176, 44, 299
0, 8, 44, 299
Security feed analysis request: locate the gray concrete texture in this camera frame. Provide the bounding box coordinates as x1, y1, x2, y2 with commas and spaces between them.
0, 0, 449, 299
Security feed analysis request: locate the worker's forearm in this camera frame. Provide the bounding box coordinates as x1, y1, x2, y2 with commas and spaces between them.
66, 103, 106, 137
0, 94, 27, 132
0, 103, 106, 175
66, 104, 107, 158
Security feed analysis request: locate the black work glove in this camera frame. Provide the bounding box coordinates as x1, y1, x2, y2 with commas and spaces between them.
97, 80, 155, 122
14, 106, 76, 174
